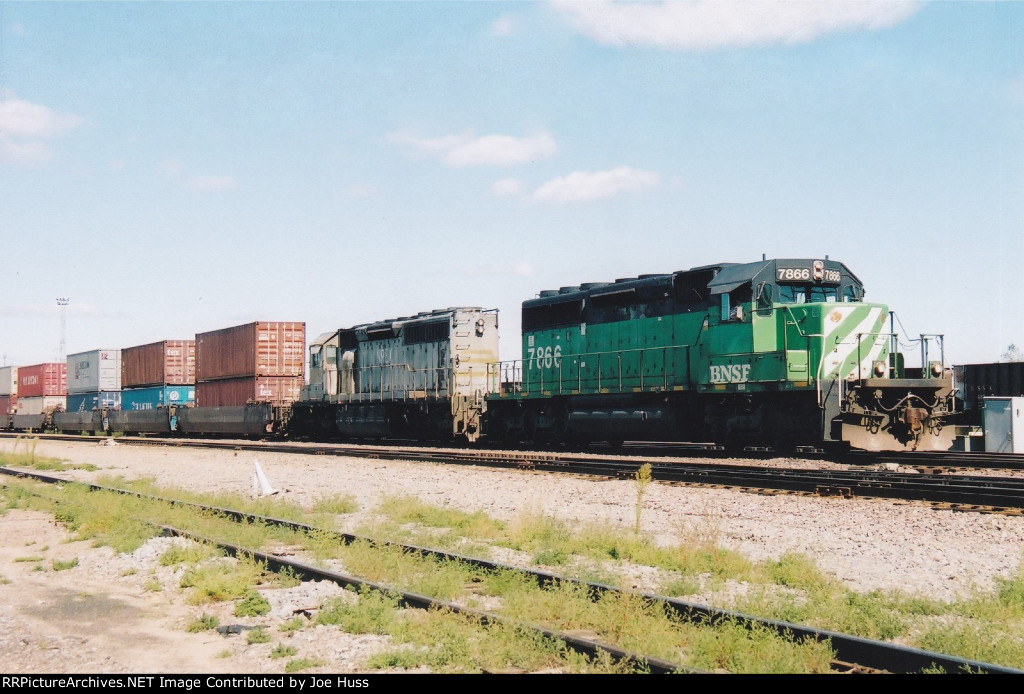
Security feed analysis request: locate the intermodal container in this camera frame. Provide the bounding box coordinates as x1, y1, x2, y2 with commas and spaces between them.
0, 395, 15, 415
17, 395, 66, 416
958, 362, 1024, 415
0, 366, 17, 396
195, 376, 302, 407
196, 322, 305, 381
67, 349, 121, 394
18, 363, 67, 397
121, 340, 196, 388
66, 391, 122, 412
121, 385, 195, 411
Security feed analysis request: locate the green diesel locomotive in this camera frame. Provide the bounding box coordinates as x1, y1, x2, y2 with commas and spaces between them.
486, 258, 955, 451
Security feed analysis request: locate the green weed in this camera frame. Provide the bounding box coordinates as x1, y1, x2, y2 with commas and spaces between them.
186, 614, 220, 633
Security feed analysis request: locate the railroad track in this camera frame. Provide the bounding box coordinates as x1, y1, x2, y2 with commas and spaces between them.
2, 466, 1017, 674
7, 433, 1023, 514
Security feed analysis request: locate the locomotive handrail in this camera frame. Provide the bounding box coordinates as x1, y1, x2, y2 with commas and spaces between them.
341, 363, 456, 403
495, 343, 693, 397
853, 332, 891, 381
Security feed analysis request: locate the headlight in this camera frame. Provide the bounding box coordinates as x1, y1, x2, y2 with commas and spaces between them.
873, 361, 887, 377
930, 362, 943, 377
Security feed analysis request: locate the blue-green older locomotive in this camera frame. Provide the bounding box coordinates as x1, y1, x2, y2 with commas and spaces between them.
485, 258, 955, 451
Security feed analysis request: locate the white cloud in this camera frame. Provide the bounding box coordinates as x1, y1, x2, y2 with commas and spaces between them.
552, 0, 922, 50
491, 14, 516, 37
0, 96, 80, 138
0, 95, 80, 165
531, 166, 660, 203
389, 131, 556, 167
186, 175, 235, 192
492, 178, 523, 197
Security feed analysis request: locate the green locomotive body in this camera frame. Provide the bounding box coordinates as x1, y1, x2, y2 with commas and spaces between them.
486, 258, 955, 451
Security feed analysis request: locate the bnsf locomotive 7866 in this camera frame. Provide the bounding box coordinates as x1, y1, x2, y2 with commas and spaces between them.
1, 258, 957, 452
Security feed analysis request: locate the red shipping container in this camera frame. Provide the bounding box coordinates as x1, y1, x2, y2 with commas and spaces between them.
18, 363, 67, 397
122, 340, 196, 387
196, 321, 305, 381
195, 376, 303, 407
0, 395, 16, 415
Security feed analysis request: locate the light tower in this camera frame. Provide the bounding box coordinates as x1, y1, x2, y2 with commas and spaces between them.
57, 297, 69, 362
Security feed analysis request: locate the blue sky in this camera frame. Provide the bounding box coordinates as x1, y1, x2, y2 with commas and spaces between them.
1, 1, 1021, 368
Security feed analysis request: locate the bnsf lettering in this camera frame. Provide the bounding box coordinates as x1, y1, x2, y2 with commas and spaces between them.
709, 364, 751, 384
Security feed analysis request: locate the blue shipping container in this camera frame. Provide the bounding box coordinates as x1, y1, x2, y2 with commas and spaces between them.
121, 385, 195, 411
66, 391, 122, 412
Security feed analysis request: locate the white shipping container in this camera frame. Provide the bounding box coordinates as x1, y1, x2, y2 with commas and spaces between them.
18, 395, 66, 415
984, 397, 1024, 454
67, 349, 122, 394
0, 366, 17, 396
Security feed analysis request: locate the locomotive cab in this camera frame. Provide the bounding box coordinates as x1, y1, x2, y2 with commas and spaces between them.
707, 258, 954, 450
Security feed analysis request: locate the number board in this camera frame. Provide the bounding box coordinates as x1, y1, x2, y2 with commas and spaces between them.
775, 261, 841, 284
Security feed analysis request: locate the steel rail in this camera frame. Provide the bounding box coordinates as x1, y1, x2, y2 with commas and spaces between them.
2, 466, 1017, 674
161, 527, 689, 674
5, 432, 1024, 511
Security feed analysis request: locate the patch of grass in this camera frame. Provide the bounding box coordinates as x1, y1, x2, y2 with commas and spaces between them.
246, 628, 271, 645
317, 588, 401, 635
159, 542, 218, 566
0, 575, 10, 585
366, 648, 424, 670
14, 556, 45, 563
121, 567, 138, 577
235, 590, 271, 617
311, 493, 359, 515
270, 644, 298, 659
374, 496, 504, 540
186, 614, 220, 633
338, 540, 477, 602
217, 649, 232, 659
144, 578, 162, 592
52, 557, 79, 571
659, 575, 702, 597
285, 658, 323, 672
279, 616, 306, 632
31, 460, 100, 472
180, 556, 269, 605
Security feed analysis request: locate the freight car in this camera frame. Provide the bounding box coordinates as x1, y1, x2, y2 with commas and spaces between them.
485, 257, 955, 451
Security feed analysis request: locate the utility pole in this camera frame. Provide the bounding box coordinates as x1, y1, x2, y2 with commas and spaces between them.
57, 297, 69, 363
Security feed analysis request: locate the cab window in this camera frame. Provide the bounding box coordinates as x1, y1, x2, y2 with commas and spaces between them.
779, 285, 838, 304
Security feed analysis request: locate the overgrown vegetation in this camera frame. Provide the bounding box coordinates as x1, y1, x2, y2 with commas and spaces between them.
3, 460, 1023, 672
235, 590, 272, 617
246, 627, 271, 645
